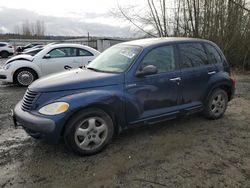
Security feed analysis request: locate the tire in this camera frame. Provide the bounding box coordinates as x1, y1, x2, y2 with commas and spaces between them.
204, 89, 228, 119
14, 68, 37, 86
1, 51, 9, 58
64, 108, 114, 156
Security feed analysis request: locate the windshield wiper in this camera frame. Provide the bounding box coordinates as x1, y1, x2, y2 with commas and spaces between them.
86, 67, 101, 72
86, 67, 119, 74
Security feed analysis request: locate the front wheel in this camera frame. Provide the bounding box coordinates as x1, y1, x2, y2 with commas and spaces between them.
14, 68, 37, 86
64, 109, 114, 156
204, 89, 228, 119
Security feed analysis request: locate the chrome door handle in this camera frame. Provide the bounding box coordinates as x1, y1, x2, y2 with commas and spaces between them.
208, 71, 216, 75
170, 77, 181, 81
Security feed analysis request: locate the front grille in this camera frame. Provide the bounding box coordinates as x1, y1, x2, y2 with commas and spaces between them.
21, 90, 38, 111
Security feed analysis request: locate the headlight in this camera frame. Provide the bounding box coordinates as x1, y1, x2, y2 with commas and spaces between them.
38, 102, 69, 115
3, 63, 11, 70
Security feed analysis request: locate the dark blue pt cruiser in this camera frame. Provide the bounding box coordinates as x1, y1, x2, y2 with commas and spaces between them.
13, 38, 236, 155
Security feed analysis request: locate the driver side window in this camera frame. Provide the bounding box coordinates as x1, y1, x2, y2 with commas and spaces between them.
140, 45, 176, 73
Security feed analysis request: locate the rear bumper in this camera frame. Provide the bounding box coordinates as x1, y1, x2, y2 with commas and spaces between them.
13, 101, 61, 143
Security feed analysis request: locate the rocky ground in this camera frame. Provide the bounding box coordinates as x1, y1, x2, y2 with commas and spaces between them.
0, 57, 250, 187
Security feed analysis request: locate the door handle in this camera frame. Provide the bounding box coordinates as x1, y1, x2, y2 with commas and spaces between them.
208, 71, 216, 75
64, 65, 72, 70
170, 77, 181, 82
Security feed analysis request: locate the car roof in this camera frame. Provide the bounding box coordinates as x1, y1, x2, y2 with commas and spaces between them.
47, 43, 91, 49
47, 43, 100, 53
122, 37, 211, 48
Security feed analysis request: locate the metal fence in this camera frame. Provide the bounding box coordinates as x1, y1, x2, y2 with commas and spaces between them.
2, 37, 130, 52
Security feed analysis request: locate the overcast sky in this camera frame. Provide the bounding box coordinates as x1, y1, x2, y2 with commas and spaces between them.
0, 0, 145, 37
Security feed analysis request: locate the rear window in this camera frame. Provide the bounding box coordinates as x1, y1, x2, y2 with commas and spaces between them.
179, 43, 209, 68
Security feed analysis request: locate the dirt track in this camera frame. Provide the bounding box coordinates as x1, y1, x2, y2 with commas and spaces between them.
0, 58, 250, 187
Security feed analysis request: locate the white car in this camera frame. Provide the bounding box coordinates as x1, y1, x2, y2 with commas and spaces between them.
0, 43, 100, 86
23, 45, 45, 52
0, 42, 14, 58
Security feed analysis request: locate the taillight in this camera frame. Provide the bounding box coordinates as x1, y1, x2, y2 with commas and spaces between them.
230, 71, 236, 88
8, 45, 13, 48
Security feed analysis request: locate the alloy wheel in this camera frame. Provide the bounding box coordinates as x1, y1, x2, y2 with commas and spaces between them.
74, 117, 108, 150
211, 93, 226, 116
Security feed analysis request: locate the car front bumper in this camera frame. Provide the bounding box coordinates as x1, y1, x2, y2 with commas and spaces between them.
13, 101, 61, 143
0, 68, 13, 83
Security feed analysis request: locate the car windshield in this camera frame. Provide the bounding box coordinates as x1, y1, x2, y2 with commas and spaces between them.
87, 45, 142, 73
24, 49, 43, 56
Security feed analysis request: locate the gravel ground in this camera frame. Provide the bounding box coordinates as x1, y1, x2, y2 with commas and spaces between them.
0, 57, 250, 188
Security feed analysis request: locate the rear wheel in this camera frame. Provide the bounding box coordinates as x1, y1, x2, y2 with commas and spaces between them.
14, 68, 37, 86
64, 108, 114, 156
204, 89, 228, 119
1, 51, 9, 58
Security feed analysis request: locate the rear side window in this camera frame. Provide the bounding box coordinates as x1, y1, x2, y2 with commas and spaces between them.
204, 43, 222, 64
179, 43, 209, 68
78, 48, 93, 56
140, 45, 176, 73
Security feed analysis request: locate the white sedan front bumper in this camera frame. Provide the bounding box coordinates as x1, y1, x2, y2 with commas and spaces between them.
0, 68, 14, 83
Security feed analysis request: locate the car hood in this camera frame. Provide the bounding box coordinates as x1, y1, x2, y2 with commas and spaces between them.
5, 54, 33, 64
29, 68, 124, 92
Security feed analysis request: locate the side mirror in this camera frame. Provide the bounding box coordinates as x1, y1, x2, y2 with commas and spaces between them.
43, 54, 51, 59
136, 65, 158, 77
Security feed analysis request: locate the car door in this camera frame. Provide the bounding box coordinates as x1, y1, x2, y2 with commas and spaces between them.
41, 47, 79, 75
177, 42, 217, 107
125, 45, 182, 125
77, 48, 95, 67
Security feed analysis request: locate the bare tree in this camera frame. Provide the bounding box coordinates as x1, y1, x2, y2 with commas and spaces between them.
114, 0, 250, 70
113, 0, 175, 37
13, 25, 20, 35
35, 20, 46, 36
20, 20, 46, 37
22, 20, 31, 36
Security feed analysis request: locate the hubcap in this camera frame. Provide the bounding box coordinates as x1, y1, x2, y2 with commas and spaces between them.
17, 71, 34, 86
74, 117, 108, 150
211, 93, 226, 116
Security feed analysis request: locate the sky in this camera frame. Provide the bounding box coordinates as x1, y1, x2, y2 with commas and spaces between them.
0, 0, 145, 37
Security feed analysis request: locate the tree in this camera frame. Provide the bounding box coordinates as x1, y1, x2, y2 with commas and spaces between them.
114, 0, 250, 70
114, 0, 175, 37
19, 20, 46, 37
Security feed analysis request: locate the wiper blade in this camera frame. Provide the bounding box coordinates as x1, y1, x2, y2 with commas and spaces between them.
86, 67, 101, 72
86, 67, 118, 73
